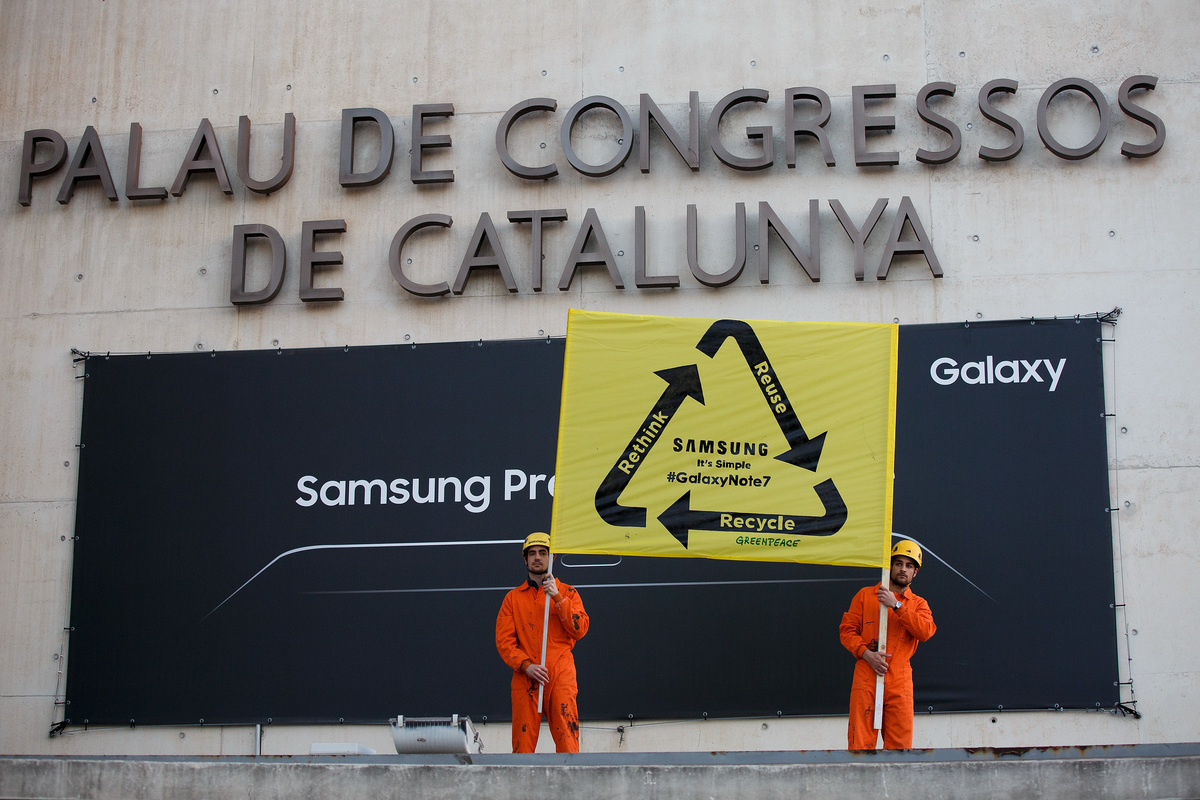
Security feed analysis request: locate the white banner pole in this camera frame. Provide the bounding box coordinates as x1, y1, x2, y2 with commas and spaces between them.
536, 554, 554, 714
873, 566, 890, 733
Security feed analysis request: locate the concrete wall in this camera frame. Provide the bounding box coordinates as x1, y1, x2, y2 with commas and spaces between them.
2, 0, 1198, 755
3, 749, 1200, 800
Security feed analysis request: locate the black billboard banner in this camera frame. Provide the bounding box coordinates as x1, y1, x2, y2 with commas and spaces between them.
66, 319, 1116, 725
892, 319, 1116, 712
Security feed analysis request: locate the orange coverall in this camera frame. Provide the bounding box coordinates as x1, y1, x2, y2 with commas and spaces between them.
495, 578, 589, 753
839, 583, 936, 750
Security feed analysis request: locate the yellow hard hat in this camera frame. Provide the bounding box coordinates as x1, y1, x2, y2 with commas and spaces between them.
522, 531, 551, 554
891, 539, 922, 568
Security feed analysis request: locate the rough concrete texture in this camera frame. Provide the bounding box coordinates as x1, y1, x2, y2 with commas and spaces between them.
2, 751, 1199, 800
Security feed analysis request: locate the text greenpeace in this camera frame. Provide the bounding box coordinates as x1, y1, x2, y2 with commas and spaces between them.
295, 469, 554, 513
930, 357, 1067, 391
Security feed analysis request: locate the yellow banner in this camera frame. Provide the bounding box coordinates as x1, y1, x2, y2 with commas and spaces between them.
550, 310, 897, 567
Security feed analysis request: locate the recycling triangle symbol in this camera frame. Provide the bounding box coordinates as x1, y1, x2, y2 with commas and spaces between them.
592, 319, 848, 549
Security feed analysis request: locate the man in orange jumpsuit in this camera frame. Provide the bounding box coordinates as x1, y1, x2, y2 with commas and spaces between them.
839, 539, 936, 750
495, 531, 589, 753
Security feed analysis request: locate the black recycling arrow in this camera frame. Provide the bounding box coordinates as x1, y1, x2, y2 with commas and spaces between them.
696, 319, 826, 472
657, 479, 847, 549
594, 365, 705, 527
